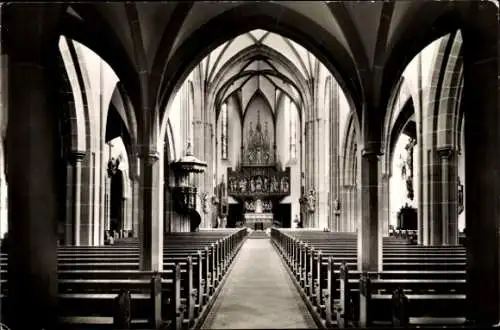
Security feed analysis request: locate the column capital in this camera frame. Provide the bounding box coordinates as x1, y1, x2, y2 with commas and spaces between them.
436, 147, 455, 159
68, 150, 86, 164
361, 148, 382, 157
140, 150, 160, 165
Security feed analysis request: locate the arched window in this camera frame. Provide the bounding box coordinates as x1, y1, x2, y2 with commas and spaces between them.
221, 103, 228, 160
289, 100, 298, 160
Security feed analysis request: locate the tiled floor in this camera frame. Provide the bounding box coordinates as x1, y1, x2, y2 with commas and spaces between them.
201, 238, 317, 329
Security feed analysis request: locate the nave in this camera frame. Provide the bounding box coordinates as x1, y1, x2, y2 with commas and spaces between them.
0, 2, 498, 329
0, 228, 471, 329
200, 235, 316, 329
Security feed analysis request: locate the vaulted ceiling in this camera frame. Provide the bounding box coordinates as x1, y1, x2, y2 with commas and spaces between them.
7, 1, 485, 132
196, 29, 323, 114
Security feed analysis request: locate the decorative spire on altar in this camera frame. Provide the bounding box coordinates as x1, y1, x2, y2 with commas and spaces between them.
244, 109, 273, 165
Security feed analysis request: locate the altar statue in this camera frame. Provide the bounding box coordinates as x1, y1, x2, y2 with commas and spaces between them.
250, 178, 256, 192
245, 200, 253, 211
231, 178, 238, 193
256, 148, 262, 163
263, 176, 269, 192
239, 178, 247, 192
270, 176, 278, 192
281, 176, 289, 193
255, 176, 263, 191
255, 199, 263, 213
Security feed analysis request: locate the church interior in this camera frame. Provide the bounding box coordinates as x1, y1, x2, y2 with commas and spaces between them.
0, 1, 498, 329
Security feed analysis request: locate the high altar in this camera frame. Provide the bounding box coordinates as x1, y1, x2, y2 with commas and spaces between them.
226, 110, 291, 230
244, 199, 273, 229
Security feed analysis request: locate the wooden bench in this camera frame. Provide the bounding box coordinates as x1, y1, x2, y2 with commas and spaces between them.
271, 228, 468, 327
1, 228, 247, 329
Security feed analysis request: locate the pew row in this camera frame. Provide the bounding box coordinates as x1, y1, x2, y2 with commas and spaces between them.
0, 228, 247, 329
271, 228, 467, 328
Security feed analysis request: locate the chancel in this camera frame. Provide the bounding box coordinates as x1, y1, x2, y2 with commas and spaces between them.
0, 1, 498, 330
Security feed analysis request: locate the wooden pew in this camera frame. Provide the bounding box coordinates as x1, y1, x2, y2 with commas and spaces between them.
358, 272, 466, 327
271, 228, 467, 327
1, 228, 247, 329
1, 266, 183, 329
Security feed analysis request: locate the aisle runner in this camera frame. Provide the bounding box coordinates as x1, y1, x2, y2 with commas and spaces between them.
201, 239, 316, 329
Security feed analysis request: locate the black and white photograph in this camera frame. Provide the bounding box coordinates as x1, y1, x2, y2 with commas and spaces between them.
0, 1, 498, 329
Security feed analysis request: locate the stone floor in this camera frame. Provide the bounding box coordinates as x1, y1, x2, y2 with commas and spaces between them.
201, 238, 317, 329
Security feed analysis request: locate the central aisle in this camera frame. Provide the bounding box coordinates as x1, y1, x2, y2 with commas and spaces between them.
201, 237, 317, 329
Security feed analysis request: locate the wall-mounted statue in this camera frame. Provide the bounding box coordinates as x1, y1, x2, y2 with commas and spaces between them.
107, 156, 121, 177
307, 189, 316, 213
333, 198, 341, 212
202, 193, 211, 214
211, 186, 219, 205
400, 138, 416, 201
458, 176, 464, 215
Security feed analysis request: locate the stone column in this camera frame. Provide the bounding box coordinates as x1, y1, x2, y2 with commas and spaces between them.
79, 154, 93, 246
126, 192, 133, 234
139, 151, 163, 271
64, 160, 74, 245
121, 197, 126, 234
65, 151, 85, 245
340, 185, 348, 232
358, 150, 382, 272
131, 174, 140, 237
0, 175, 6, 238
379, 173, 390, 236
349, 185, 355, 232
448, 157, 459, 246
343, 185, 350, 232
5, 58, 58, 329
330, 81, 340, 231
104, 172, 110, 233
437, 148, 457, 245
462, 3, 499, 324
429, 151, 442, 246
417, 144, 425, 245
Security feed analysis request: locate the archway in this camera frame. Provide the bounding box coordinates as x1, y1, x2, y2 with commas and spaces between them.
105, 136, 131, 238
389, 125, 418, 232
108, 156, 123, 235
387, 99, 418, 234
105, 102, 132, 238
